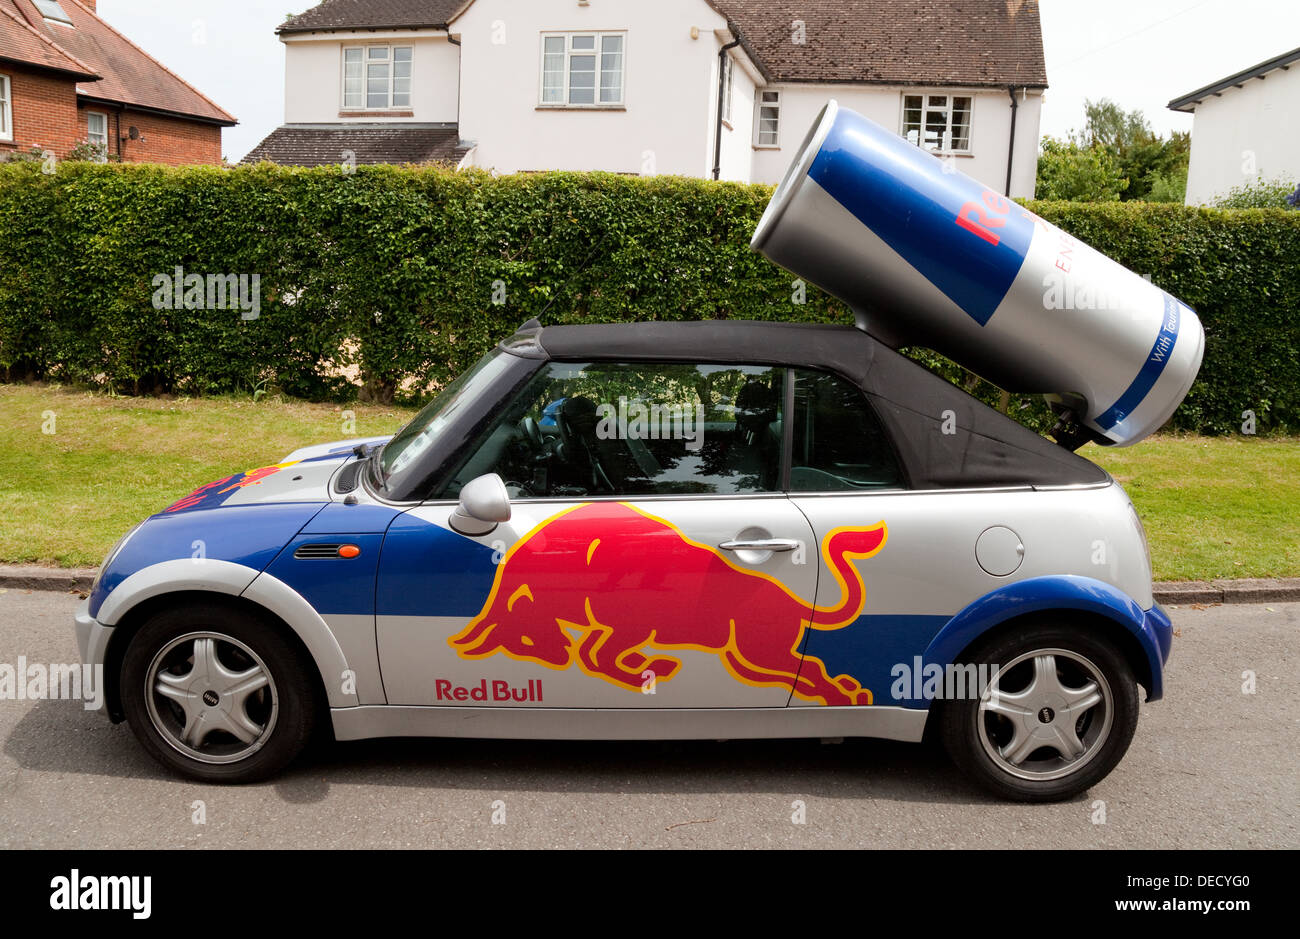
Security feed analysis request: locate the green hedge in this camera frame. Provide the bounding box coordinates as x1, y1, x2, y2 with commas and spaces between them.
0, 161, 1296, 435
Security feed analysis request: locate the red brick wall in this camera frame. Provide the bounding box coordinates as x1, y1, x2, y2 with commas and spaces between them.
0, 67, 82, 157
0, 65, 225, 165
113, 110, 225, 165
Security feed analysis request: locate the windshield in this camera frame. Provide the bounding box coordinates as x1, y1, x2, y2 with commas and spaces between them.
378, 348, 515, 484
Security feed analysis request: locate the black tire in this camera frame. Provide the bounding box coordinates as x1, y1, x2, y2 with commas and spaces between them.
937, 619, 1139, 802
120, 602, 318, 783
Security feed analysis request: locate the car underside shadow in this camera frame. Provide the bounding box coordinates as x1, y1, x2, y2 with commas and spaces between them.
269, 734, 1012, 807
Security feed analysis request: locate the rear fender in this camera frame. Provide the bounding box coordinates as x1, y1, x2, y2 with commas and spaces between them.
922, 575, 1171, 701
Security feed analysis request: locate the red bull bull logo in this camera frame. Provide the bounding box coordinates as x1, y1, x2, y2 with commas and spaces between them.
164, 462, 300, 514
449, 503, 887, 706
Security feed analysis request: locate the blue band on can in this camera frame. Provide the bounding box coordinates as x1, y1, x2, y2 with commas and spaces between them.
1093, 296, 1182, 432
807, 108, 1034, 326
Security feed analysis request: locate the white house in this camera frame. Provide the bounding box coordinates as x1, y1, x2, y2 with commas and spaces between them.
1169, 46, 1300, 206
247, 0, 1048, 198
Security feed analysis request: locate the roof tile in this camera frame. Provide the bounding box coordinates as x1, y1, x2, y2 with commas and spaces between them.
280, 0, 464, 33
716, 0, 1048, 87
279, 0, 1047, 87
6, 0, 236, 124
0, 0, 96, 77
242, 124, 469, 166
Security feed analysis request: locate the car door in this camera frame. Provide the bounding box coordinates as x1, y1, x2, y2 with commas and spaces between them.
375, 360, 820, 710
787, 367, 989, 710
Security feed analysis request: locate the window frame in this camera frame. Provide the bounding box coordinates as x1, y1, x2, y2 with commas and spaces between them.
341, 43, 414, 111
33, 0, 72, 25
537, 31, 628, 108
753, 89, 781, 147
900, 91, 974, 155
0, 75, 11, 143
86, 110, 109, 158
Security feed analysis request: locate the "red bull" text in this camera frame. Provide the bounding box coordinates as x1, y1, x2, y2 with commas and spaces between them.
434, 678, 543, 703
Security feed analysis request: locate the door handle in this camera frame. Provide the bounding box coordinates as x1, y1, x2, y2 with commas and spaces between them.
719, 539, 801, 553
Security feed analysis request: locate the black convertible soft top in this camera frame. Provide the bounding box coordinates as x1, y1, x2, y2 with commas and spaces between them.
533, 320, 1109, 490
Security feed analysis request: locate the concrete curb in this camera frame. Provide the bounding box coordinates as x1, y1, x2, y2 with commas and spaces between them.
1153, 579, 1300, 605
1, 565, 1298, 605
0, 566, 98, 593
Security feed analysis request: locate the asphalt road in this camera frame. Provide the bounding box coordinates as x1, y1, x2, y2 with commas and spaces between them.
0, 589, 1295, 849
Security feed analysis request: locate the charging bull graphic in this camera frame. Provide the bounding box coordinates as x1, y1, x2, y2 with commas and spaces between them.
164, 461, 301, 514
449, 503, 887, 706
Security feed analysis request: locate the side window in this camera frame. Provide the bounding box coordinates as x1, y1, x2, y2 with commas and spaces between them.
790, 370, 902, 491
444, 362, 785, 498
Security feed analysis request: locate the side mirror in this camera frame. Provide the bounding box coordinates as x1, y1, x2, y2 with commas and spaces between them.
448, 474, 512, 536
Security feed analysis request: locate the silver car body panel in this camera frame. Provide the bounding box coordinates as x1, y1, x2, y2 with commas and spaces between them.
330, 703, 930, 743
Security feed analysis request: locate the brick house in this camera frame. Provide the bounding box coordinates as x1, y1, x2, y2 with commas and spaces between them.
0, 0, 236, 164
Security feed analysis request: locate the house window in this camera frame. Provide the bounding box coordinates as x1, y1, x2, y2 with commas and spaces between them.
902, 93, 973, 152
33, 0, 72, 25
540, 32, 625, 106
0, 75, 10, 142
87, 111, 108, 159
343, 45, 413, 110
754, 90, 780, 146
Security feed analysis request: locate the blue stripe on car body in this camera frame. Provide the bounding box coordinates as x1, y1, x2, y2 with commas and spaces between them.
88, 502, 327, 619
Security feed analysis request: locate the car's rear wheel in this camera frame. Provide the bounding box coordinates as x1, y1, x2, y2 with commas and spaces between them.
938, 620, 1138, 802
121, 603, 317, 783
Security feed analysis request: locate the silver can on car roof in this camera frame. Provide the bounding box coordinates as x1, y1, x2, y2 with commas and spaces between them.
752, 101, 1205, 447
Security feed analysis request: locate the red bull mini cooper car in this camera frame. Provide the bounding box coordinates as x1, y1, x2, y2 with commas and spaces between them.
78, 104, 1194, 802
77, 318, 1172, 802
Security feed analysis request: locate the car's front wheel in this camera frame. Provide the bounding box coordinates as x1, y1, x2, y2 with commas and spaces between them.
938, 620, 1139, 802
120, 603, 317, 783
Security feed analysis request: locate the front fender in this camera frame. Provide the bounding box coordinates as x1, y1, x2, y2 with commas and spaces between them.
97, 559, 261, 626
94, 560, 363, 711
90, 502, 327, 619
922, 575, 1173, 702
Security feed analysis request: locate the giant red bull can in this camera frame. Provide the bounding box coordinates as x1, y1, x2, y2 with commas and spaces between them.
751, 101, 1205, 447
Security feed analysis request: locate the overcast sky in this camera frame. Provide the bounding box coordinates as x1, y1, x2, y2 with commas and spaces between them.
96, 0, 1300, 162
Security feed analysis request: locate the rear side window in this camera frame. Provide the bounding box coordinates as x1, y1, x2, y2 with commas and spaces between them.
790, 369, 902, 491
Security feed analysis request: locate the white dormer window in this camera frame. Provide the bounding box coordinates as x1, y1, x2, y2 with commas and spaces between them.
33, 0, 73, 25
540, 32, 625, 107
342, 45, 413, 110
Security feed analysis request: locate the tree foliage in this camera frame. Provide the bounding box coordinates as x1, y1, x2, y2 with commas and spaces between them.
1037, 98, 1191, 204
1213, 176, 1298, 209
